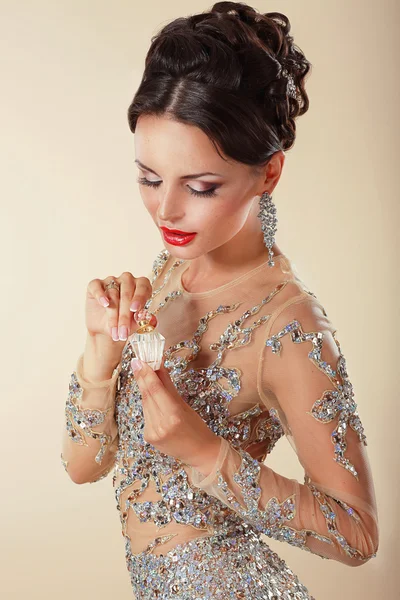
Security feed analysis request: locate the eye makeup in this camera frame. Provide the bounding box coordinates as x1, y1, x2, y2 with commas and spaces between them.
136, 176, 219, 198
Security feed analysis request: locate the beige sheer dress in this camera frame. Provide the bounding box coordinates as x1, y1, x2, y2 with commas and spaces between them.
61, 248, 379, 597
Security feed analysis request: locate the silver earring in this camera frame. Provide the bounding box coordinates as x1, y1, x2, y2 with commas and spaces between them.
257, 191, 278, 267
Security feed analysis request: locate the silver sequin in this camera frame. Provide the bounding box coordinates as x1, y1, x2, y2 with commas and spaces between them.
127, 525, 316, 600
62, 249, 376, 597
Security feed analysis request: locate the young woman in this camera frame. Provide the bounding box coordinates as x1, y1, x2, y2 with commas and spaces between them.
61, 3, 379, 598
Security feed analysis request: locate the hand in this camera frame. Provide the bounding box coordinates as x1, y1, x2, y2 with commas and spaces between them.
131, 358, 222, 477
85, 272, 157, 343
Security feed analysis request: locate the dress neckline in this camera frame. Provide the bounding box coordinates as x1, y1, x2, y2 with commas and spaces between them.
178, 253, 291, 298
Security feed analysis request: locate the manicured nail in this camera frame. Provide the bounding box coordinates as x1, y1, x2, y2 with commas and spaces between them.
130, 300, 140, 312
131, 358, 143, 373
119, 326, 128, 341
100, 296, 109, 307
112, 327, 119, 341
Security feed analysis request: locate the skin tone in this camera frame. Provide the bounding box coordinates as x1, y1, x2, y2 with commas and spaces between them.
131, 112, 286, 476
134, 113, 285, 293
131, 357, 223, 476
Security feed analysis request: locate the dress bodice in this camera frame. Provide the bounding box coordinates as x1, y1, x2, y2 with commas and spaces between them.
113, 250, 306, 554
64, 247, 379, 569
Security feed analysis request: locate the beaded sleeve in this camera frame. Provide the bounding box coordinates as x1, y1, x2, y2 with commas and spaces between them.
60, 250, 171, 483
190, 294, 379, 566
61, 352, 122, 483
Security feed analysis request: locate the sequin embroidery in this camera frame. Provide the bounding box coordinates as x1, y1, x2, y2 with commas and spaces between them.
265, 321, 368, 479
64, 372, 116, 464
62, 248, 377, 597
215, 447, 333, 553
304, 476, 377, 562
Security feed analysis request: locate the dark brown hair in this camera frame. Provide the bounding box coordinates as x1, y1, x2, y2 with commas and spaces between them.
127, 1, 312, 168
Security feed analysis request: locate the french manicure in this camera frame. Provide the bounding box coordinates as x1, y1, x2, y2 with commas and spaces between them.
112, 327, 119, 341
131, 358, 143, 372
100, 296, 109, 307
130, 300, 140, 312
119, 326, 128, 340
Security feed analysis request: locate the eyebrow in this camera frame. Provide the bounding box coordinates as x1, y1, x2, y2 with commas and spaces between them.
134, 159, 223, 179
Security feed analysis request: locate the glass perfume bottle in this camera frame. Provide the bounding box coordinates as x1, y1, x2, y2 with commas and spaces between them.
128, 309, 165, 371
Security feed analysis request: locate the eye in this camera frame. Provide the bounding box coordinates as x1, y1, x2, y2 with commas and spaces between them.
136, 177, 218, 198
137, 176, 161, 188
189, 186, 218, 198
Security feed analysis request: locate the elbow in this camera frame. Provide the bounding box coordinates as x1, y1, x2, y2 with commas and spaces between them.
348, 509, 380, 567
69, 472, 90, 485
63, 460, 114, 484
348, 531, 380, 567
65, 467, 91, 485
61, 449, 106, 484
62, 461, 93, 484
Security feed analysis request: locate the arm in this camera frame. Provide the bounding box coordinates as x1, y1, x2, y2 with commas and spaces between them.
61, 249, 171, 484
61, 333, 123, 484
189, 294, 379, 566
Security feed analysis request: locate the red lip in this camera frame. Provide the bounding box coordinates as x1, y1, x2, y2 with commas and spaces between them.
160, 226, 196, 235
161, 228, 197, 246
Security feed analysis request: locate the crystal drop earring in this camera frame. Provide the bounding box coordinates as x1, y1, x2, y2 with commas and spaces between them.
257, 191, 278, 267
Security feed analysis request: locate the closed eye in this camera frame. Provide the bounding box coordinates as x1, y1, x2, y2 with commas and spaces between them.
136, 176, 218, 198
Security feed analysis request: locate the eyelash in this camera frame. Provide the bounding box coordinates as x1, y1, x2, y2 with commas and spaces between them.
136, 176, 218, 198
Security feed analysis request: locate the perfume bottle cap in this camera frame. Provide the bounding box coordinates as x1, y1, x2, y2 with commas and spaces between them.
134, 308, 157, 334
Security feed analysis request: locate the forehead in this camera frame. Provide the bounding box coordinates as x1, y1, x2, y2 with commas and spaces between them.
134, 114, 242, 175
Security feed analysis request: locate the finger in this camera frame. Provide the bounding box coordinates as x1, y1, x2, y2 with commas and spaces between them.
137, 372, 162, 424
87, 278, 111, 308
154, 364, 181, 399
130, 276, 153, 313
101, 275, 123, 341
116, 272, 137, 341
131, 359, 169, 412
132, 359, 181, 412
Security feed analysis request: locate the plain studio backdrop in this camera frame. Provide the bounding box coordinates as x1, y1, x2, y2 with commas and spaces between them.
0, 1, 398, 598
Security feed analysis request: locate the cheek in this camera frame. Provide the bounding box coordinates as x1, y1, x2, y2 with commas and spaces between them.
196, 200, 249, 242
140, 191, 157, 217
210, 199, 249, 230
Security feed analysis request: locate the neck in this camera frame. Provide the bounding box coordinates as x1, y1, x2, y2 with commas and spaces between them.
181, 198, 283, 287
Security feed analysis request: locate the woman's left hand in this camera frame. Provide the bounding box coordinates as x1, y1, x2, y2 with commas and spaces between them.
131, 357, 222, 477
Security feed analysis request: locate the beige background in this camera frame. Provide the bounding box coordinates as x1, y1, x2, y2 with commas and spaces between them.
1, 0, 398, 597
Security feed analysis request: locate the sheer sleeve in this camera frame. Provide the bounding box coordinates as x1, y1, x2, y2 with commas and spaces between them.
61, 352, 123, 483
61, 250, 170, 484
189, 293, 379, 566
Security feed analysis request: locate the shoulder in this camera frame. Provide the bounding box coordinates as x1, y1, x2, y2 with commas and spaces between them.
260, 290, 349, 409
263, 290, 339, 365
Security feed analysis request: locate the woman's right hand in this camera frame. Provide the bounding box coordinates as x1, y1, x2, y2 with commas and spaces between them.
85, 272, 157, 344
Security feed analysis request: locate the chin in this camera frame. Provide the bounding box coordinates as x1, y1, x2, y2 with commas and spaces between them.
162, 243, 196, 259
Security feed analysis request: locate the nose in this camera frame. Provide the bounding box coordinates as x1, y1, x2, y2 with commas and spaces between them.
157, 186, 185, 224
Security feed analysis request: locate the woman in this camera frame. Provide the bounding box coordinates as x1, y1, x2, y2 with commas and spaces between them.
61, 3, 379, 598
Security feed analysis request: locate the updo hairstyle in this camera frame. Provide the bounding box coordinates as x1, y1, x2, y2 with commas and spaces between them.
127, 1, 312, 167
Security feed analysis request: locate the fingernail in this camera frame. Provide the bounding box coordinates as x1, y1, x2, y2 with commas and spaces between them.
119, 326, 128, 340
131, 358, 143, 373
130, 300, 140, 312
112, 327, 119, 341
100, 296, 109, 307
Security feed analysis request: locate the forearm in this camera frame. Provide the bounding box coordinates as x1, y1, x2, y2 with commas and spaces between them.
82, 331, 125, 383
61, 333, 123, 484
190, 438, 379, 566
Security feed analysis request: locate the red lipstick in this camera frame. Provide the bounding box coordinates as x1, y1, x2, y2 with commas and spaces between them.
160, 226, 197, 246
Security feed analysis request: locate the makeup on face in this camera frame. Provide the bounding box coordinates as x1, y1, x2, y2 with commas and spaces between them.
160, 227, 197, 246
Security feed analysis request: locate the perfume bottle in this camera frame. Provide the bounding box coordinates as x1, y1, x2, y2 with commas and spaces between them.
128, 309, 165, 371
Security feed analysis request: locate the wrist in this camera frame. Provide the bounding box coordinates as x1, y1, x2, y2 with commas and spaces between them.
83, 333, 123, 382
189, 436, 222, 478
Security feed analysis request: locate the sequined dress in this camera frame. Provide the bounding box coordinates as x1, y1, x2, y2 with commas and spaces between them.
61, 249, 379, 599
